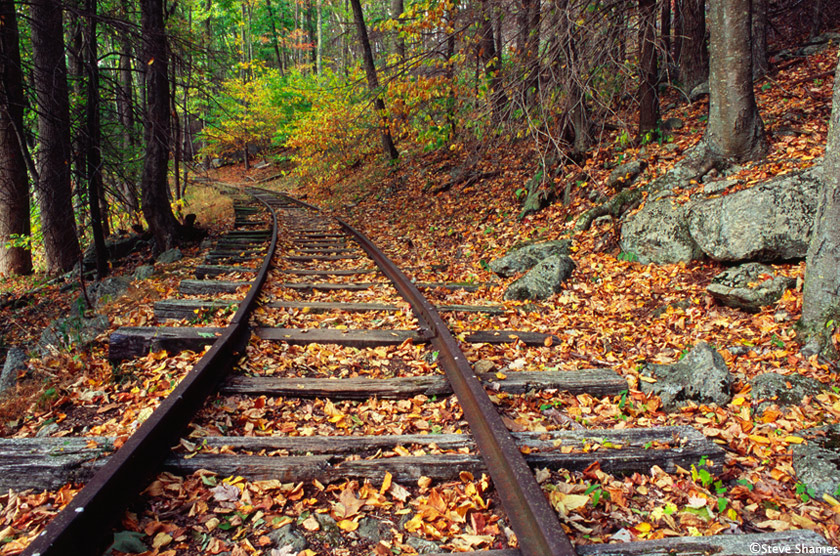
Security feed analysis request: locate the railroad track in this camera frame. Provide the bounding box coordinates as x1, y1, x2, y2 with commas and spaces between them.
12, 188, 831, 555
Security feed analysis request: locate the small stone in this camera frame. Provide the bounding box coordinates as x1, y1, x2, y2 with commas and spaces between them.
156, 248, 183, 264
267, 524, 308, 552
0, 348, 28, 394
793, 424, 840, 499
406, 536, 440, 554
607, 160, 646, 191
750, 372, 827, 407
707, 263, 795, 312
133, 265, 155, 281
489, 240, 572, 278
36, 422, 60, 437
474, 360, 495, 375
689, 81, 709, 102
503, 255, 575, 301
640, 343, 732, 410
703, 178, 740, 196
660, 117, 684, 131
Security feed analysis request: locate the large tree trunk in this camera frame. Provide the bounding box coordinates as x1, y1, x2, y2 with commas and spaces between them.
349, 0, 399, 161
84, 0, 108, 278
516, 0, 540, 105
265, 0, 285, 73
638, 0, 659, 137
140, 0, 180, 252
705, 0, 767, 162
0, 0, 32, 275
30, 0, 81, 274
800, 57, 840, 358
676, 0, 708, 94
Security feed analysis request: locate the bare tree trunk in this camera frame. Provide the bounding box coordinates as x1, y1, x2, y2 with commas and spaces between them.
810, 0, 824, 38
84, 0, 108, 278
638, 0, 660, 137
0, 0, 32, 275
800, 56, 840, 359
30, 0, 82, 274
677, 0, 708, 94
140, 0, 180, 251
349, 0, 399, 160
705, 0, 767, 162
316, 0, 323, 74
391, 0, 405, 62
478, 0, 507, 121
117, 33, 140, 215
751, 0, 768, 79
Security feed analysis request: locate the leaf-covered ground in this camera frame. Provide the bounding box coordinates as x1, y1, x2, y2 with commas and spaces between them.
1, 43, 840, 556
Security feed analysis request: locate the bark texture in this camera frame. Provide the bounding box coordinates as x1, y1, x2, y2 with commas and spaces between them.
677, 0, 709, 93
349, 0, 399, 160
0, 0, 32, 275
705, 0, 767, 162
638, 0, 660, 136
800, 57, 840, 358
140, 0, 180, 252
30, 0, 81, 273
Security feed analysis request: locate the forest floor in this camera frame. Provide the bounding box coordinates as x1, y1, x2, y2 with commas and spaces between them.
1, 42, 840, 556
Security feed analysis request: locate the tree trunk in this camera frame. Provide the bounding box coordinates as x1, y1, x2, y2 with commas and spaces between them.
30, 0, 82, 274
478, 0, 507, 121
517, 0, 540, 105
349, 0, 399, 161
0, 0, 32, 275
265, 0, 285, 73
117, 33, 140, 216
316, 0, 322, 74
751, 0, 768, 79
84, 0, 108, 278
677, 0, 708, 94
800, 56, 840, 358
391, 0, 405, 62
705, 0, 767, 162
638, 0, 660, 137
140, 0, 180, 252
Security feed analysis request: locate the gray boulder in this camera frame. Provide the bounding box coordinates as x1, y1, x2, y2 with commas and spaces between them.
687, 164, 821, 262
703, 178, 740, 196
793, 425, 840, 499
156, 248, 183, 264
0, 348, 28, 394
640, 342, 732, 410
38, 314, 110, 355
750, 372, 827, 408
619, 195, 704, 264
503, 255, 575, 301
607, 161, 646, 191
489, 240, 571, 277
706, 263, 795, 312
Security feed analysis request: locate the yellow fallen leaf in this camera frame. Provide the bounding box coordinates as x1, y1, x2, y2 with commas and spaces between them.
748, 434, 771, 444
338, 519, 359, 532
495, 372, 507, 380
152, 532, 172, 549
783, 435, 804, 444
823, 494, 840, 507
639, 376, 657, 383
380, 472, 392, 495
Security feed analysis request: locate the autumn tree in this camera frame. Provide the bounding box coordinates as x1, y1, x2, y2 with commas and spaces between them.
800, 56, 840, 358
140, 0, 181, 251
0, 0, 31, 275
30, 0, 82, 273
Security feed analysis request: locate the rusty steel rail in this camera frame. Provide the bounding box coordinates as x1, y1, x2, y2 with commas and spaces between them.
23, 195, 279, 556
283, 192, 577, 556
